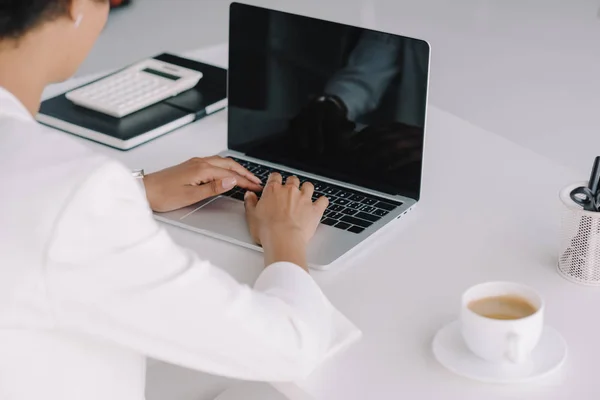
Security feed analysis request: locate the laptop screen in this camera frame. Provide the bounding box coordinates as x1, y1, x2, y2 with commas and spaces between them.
228, 3, 429, 199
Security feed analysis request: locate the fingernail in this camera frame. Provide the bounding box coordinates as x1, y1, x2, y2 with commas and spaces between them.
222, 177, 237, 189
244, 191, 250, 199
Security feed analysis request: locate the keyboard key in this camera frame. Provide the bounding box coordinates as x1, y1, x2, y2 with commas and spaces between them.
348, 226, 365, 234
223, 161, 401, 220
329, 205, 345, 212
375, 201, 397, 211
321, 218, 337, 226
335, 221, 351, 230
341, 215, 373, 228
360, 205, 376, 213
350, 194, 365, 202
323, 187, 340, 196
384, 198, 404, 206
356, 212, 380, 222
254, 167, 268, 176
329, 212, 343, 220
347, 202, 361, 209
373, 208, 389, 217
361, 198, 378, 206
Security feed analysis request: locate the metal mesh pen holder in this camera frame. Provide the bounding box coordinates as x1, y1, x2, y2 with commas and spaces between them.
558, 182, 600, 285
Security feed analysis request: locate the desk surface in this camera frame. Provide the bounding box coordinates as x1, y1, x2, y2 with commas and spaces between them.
47, 45, 596, 400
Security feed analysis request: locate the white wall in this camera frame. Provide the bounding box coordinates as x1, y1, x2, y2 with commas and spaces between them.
81, 0, 600, 175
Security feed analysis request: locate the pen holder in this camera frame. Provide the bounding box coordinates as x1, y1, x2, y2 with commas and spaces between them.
558, 182, 600, 285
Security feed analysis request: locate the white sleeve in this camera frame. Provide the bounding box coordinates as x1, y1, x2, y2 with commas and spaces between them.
44, 160, 333, 381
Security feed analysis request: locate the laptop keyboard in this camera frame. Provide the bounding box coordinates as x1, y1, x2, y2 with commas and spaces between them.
224, 158, 403, 234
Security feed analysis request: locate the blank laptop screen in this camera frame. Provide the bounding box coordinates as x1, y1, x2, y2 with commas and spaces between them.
228, 2, 429, 199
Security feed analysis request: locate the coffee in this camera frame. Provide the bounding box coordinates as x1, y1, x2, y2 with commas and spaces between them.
468, 295, 537, 320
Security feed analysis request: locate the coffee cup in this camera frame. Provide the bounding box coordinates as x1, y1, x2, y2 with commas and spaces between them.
460, 282, 544, 364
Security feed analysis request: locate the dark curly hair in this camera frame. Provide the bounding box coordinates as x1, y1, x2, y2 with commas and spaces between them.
0, 0, 105, 39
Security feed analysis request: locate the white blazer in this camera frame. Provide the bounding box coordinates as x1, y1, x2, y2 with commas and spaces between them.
0, 87, 335, 400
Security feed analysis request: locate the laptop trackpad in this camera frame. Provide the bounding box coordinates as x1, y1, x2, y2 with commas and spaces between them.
181, 196, 255, 245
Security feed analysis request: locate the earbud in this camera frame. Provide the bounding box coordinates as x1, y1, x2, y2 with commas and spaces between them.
75, 14, 84, 28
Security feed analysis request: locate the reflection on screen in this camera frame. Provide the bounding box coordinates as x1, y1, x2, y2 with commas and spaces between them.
228, 3, 429, 199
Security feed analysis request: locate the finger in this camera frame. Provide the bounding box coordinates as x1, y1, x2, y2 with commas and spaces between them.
244, 191, 259, 211
286, 175, 300, 189
301, 181, 314, 198
199, 166, 262, 192
314, 195, 329, 214
243, 191, 261, 245
266, 172, 282, 187
206, 156, 262, 185
181, 176, 237, 205
234, 176, 263, 192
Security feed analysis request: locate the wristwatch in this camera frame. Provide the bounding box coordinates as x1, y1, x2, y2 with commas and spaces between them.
131, 169, 146, 196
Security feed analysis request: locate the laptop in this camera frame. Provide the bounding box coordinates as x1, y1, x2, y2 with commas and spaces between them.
155, 2, 430, 269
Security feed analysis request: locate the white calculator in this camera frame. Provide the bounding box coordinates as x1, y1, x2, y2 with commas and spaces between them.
66, 59, 203, 118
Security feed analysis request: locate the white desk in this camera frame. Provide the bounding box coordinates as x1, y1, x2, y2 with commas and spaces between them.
47, 46, 596, 400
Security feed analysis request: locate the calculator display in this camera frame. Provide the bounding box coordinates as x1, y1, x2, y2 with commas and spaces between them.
141, 68, 181, 81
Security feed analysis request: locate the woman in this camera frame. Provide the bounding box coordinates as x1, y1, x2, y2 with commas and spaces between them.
0, 1, 334, 399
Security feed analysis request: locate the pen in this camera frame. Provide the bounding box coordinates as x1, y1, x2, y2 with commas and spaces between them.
588, 156, 600, 196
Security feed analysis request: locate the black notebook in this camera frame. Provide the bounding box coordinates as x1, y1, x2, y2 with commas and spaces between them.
37, 54, 227, 150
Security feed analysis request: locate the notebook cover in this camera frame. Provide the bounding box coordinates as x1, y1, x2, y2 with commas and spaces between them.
37, 54, 227, 147
156, 53, 227, 114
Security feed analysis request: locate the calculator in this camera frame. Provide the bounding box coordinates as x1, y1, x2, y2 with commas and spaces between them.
66, 59, 203, 118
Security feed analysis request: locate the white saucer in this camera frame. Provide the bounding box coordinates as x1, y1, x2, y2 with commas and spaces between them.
432, 321, 567, 383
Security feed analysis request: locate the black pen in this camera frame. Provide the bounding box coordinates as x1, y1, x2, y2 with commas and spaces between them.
589, 156, 600, 196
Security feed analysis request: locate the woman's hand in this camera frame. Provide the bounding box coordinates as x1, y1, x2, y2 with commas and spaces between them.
244, 173, 329, 270
144, 156, 262, 213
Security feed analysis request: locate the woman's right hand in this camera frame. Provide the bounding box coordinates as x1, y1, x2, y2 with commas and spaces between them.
244, 173, 329, 271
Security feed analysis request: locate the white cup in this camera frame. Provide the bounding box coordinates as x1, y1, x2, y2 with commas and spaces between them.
460, 282, 544, 364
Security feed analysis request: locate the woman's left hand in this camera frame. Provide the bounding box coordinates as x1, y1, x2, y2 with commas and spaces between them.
144, 156, 263, 212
